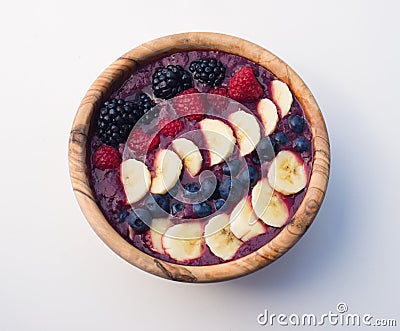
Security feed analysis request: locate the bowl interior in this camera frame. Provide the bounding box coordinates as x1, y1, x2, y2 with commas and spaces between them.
68, 32, 330, 282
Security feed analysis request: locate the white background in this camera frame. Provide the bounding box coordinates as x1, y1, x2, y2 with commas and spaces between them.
1, 0, 399, 330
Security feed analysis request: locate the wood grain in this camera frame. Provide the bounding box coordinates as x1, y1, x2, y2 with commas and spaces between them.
68, 32, 330, 283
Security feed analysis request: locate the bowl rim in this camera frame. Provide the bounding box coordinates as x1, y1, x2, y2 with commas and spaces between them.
68, 32, 330, 283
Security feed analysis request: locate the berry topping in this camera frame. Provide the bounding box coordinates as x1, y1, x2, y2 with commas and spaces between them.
228, 66, 263, 102
137, 93, 157, 124
214, 199, 225, 210
152, 65, 193, 100
183, 182, 200, 199
193, 201, 212, 218
273, 132, 289, 146
208, 86, 228, 97
127, 129, 159, 154
171, 201, 184, 216
174, 88, 205, 121
126, 209, 152, 233
200, 177, 218, 200
158, 118, 184, 137
222, 159, 242, 176
218, 177, 244, 202
238, 165, 259, 187
145, 194, 170, 216
293, 136, 310, 152
93, 145, 121, 170
256, 137, 275, 162
98, 98, 142, 146
189, 58, 226, 87
288, 115, 305, 133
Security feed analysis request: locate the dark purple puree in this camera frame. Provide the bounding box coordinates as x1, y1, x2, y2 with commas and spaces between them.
89, 50, 313, 266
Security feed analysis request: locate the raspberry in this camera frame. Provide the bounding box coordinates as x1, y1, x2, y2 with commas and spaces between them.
228, 66, 263, 102
93, 145, 121, 170
208, 87, 228, 113
173, 88, 205, 121
128, 129, 159, 154
158, 118, 184, 137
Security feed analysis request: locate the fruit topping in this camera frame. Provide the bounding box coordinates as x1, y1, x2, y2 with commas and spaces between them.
205, 214, 242, 260
199, 118, 236, 166
121, 159, 151, 204
218, 177, 244, 203
144, 194, 170, 217
170, 138, 203, 176
189, 58, 226, 87
255, 137, 275, 162
228, 66, 263, 102
270, 80, 293, 118
230, 197, 267, 241
158, 118, 184, 137
293, 136, 310, 152
252, 178, 289, 227
150, 149, 183, 195
238, 165, 259, 187
268, 150, 307, 195
193, 201, 212, 218
93, 145, 121, 170
127, 129, 159, 154
152, 65, 193, 99
98, 98, 141, 146
173, 88, 205, 121
288, 114, 305, 133
126, 208, 152, 233
137, 93, 157, 124
162, 222, 204, 262
228, 109, 261, 156
148, 218, 172, 254
256, 98, 279, 135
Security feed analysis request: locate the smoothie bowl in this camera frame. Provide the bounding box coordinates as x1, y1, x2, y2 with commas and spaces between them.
68, 33, 330, 282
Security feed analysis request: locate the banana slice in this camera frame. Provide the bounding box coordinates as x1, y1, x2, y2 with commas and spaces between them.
199, 118, 236, 166
268, 150, 307, 195
205, 214, 242, 260
148, 218, 172, 254
252, 178, 289, 227
150, 149, 183, 194
121, 159, 151, 204
270, 80, 293, 118
162, 222, 204, 262
170, 138, 203, 176
256, 98, 279, 135
228, 110, 261, 156
230, 197, 266, 241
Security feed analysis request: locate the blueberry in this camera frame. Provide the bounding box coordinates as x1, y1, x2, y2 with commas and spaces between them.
119, 210, 129, 223
183, 183, 200, 199
273, 132, 289, 145
200, 177, 218, 199
145, 194, 169, 216
214, 199, 225, 210
193, 201, 212, 218
218, 177, 244, 202
288, 115, 305, 133
256, 137, 275, 162
222, 159, 242, 176
170, 202, 184, 216
126, 209, 152, 233
251, 153, 261, 165
293, 136, 310, 152
239, 166, 259, 187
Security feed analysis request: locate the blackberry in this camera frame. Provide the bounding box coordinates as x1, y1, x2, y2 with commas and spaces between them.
189, 58, 226, 87
137, 93, 157, 124
97, 98, 142, 146
152, 65, 193, 99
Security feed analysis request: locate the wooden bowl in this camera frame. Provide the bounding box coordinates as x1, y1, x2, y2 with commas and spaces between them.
68, 32, 330, 282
